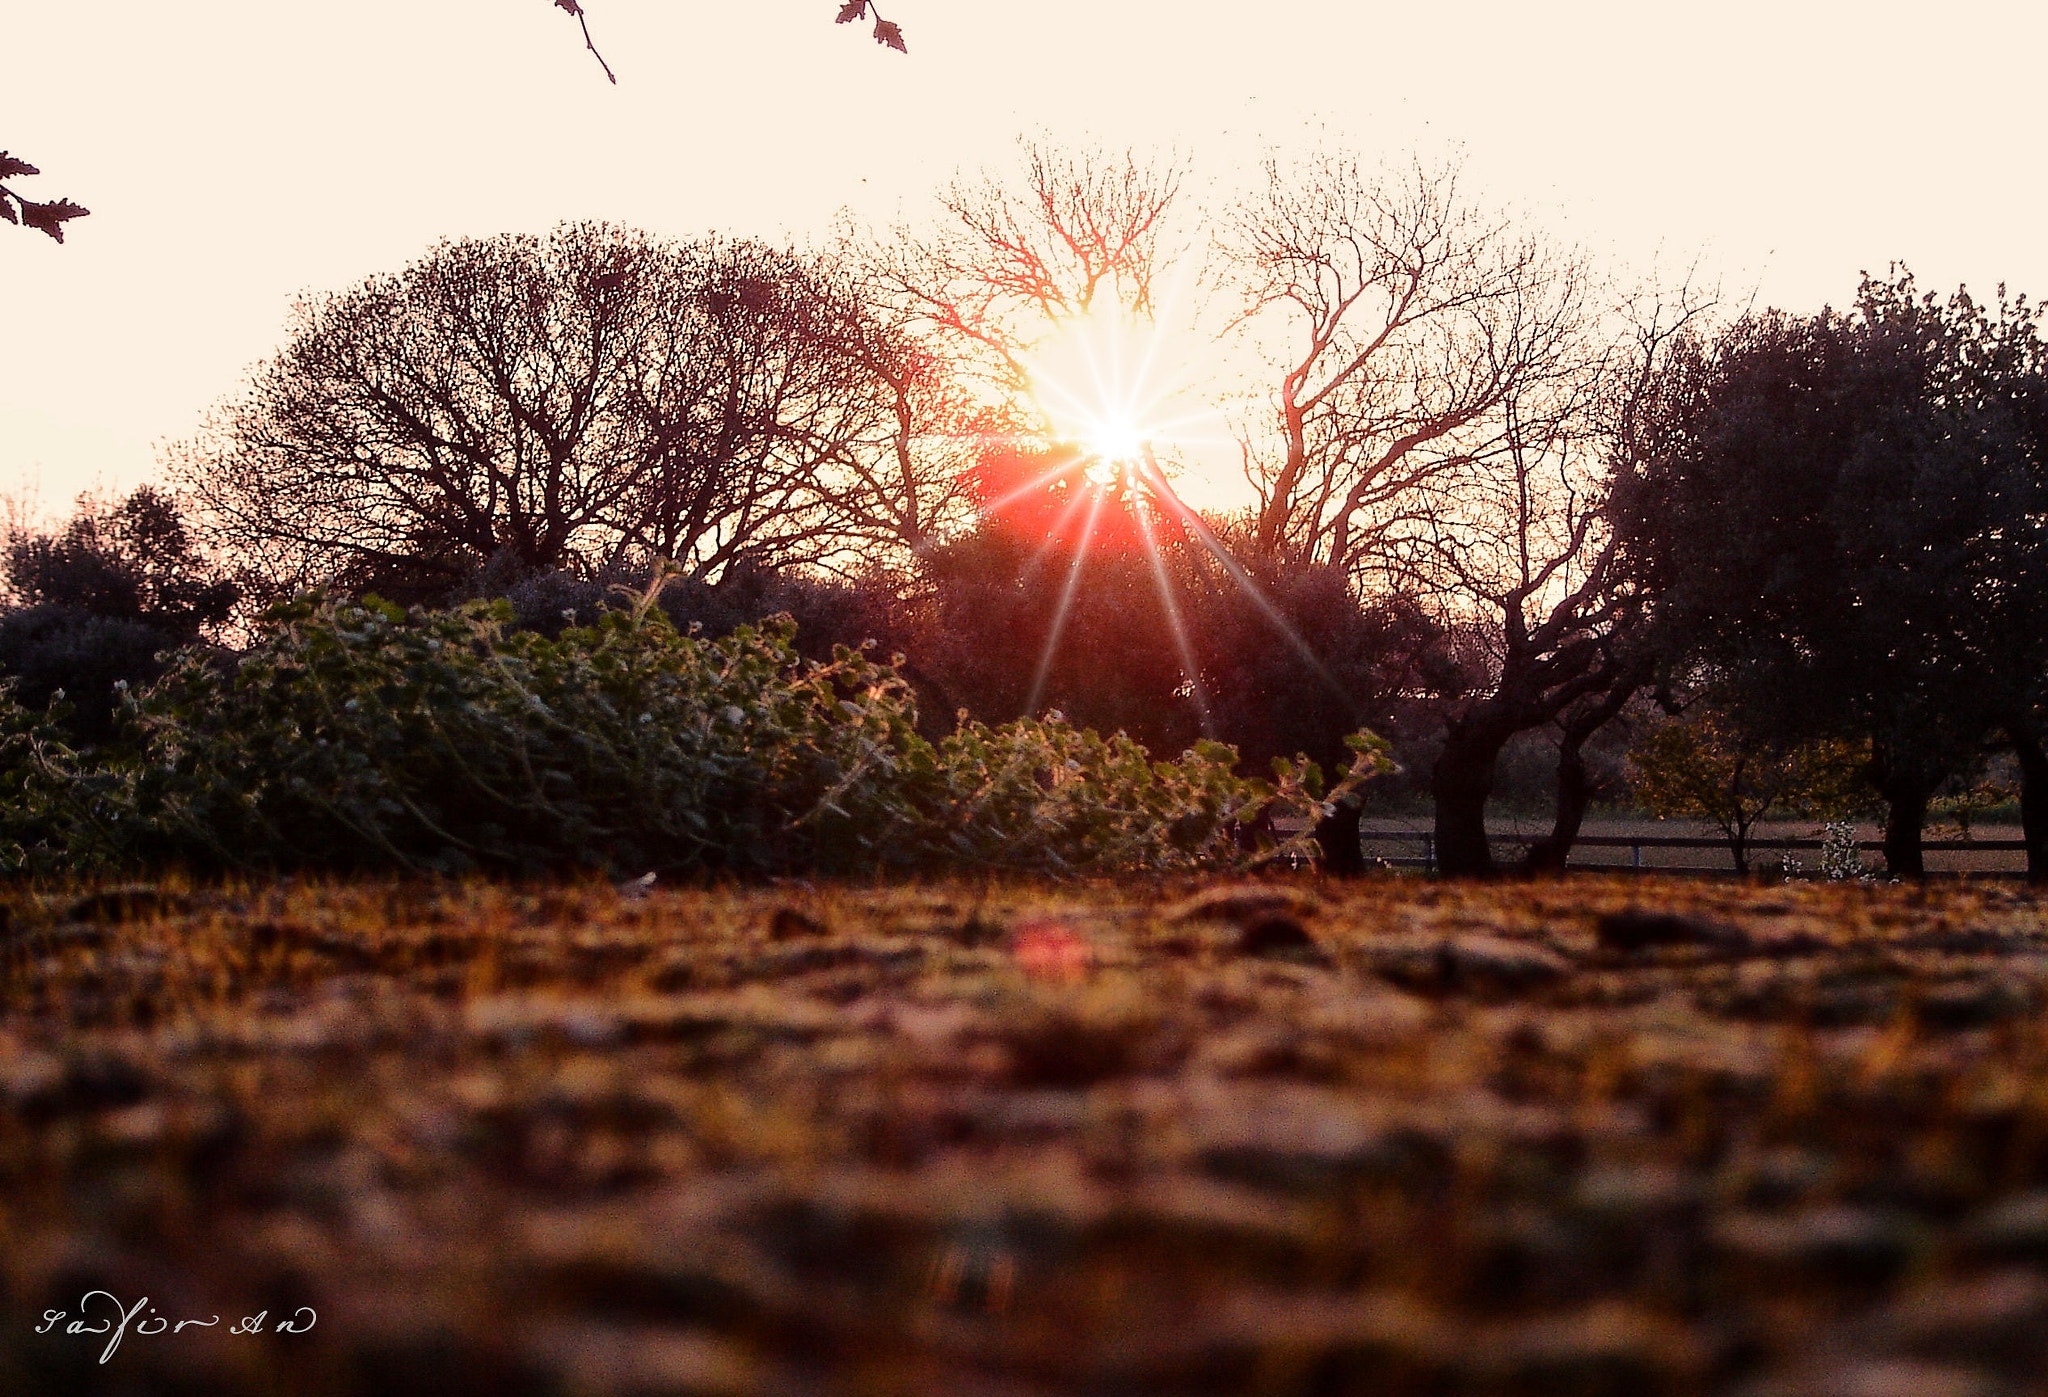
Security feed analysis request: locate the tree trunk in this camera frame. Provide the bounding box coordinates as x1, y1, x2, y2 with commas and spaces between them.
1434, 718, 1514, 877
2011, 730, 2048, 885
1522, 671, 1644, 875
1879, 774, 1934, 880
1312, 797, 1366, 876
1522, 741, 1591, 874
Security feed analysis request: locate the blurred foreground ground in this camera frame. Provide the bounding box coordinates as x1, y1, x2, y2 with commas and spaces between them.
6, 875, 2048, 1396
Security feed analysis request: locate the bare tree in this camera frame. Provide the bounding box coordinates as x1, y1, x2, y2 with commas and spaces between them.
175, 224, 926, 597
861, 141, 1190, 415
1220, 153, 1584, 581
826, 139, 1202, 594
1409, 285, 1712, 875
774, 261, 986, 563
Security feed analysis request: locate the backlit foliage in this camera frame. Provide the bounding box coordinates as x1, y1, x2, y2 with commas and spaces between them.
0, 585, 1327, 878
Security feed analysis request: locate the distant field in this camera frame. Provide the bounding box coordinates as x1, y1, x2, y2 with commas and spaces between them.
8, 876, 2048, 1395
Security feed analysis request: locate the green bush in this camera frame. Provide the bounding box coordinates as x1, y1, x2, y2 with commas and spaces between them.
118, 591, 920, 874
0, 588, 1309, 877
0, 687, 131, 876
908, 718, 1264, 874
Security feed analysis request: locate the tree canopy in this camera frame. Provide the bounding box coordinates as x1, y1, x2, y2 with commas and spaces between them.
0, 486, 239, 744
1613, 271, 2048, 875
175, 225, 947, 600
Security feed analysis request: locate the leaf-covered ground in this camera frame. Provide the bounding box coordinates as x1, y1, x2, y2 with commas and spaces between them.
7, 875, 2048, 1396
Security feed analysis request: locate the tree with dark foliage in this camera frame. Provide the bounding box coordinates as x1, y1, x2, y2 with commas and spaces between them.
6, 486, 239, 632
1187, 554, 1455, 873
906, 438, 1462, 864
1613, 272, 2048, 877
910, 444, 1206, 756
0, 487, 239, 744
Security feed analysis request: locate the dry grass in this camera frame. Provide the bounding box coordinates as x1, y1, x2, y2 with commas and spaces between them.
7, 874, 2048, 1395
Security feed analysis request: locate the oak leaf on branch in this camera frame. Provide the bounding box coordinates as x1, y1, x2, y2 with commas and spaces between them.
20, 197, 88, 243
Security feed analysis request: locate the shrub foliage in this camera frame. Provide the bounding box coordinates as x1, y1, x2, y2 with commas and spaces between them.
0, 586, 1326, 878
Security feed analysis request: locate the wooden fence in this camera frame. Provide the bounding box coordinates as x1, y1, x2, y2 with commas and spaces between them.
1358, 830, 2034, 876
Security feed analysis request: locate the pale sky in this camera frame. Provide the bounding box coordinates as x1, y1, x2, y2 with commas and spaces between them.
4, 1, 2044, 513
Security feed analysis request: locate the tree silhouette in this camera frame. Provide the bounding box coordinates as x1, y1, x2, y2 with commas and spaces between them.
1221, 153, 1579, 580
175, 225, 936, 598
1611, 272, 2048, 877
0, 486, 239, 744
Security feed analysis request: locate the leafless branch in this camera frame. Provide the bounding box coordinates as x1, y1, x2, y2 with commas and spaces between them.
551, 1, 618, 83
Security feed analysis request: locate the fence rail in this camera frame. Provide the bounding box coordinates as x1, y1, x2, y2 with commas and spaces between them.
1356, 829, 2033, 875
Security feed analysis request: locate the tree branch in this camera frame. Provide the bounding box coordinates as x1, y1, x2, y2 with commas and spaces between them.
551, 1, 618, 83
0, 152, 88, 242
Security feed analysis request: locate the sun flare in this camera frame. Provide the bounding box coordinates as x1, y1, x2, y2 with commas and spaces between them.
1084, 414, 1146, 465
1024, 308, 1172, 468
1015, 300, 1249, 513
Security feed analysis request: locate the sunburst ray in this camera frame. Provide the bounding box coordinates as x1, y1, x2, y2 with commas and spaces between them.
1024, 487, 1108, 719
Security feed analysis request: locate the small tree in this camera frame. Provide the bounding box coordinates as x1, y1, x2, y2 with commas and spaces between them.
0, 487, 239, 745
1928, 776, 2017, 841
1628, 710, 1869, 873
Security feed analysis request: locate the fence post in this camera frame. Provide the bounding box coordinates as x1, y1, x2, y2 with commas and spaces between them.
1631, 842, 1642, 870
1423, 834, 1435, 875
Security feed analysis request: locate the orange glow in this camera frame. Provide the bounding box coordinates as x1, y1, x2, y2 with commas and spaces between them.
965, 441, 1188, 561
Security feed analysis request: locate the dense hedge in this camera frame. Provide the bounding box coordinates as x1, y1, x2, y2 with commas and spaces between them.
0, 590, 1363, 878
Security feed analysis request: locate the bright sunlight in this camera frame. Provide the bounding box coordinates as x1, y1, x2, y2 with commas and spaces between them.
1019, 301, 1250, 512
1024, 306, 1178, 469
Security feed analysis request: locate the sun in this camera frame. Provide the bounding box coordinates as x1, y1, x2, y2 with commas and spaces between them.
994, 298, 1332, 737
1009, 290, 1252, 513
1024, 307, 1170, 470
1084, 414, 1146, 465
